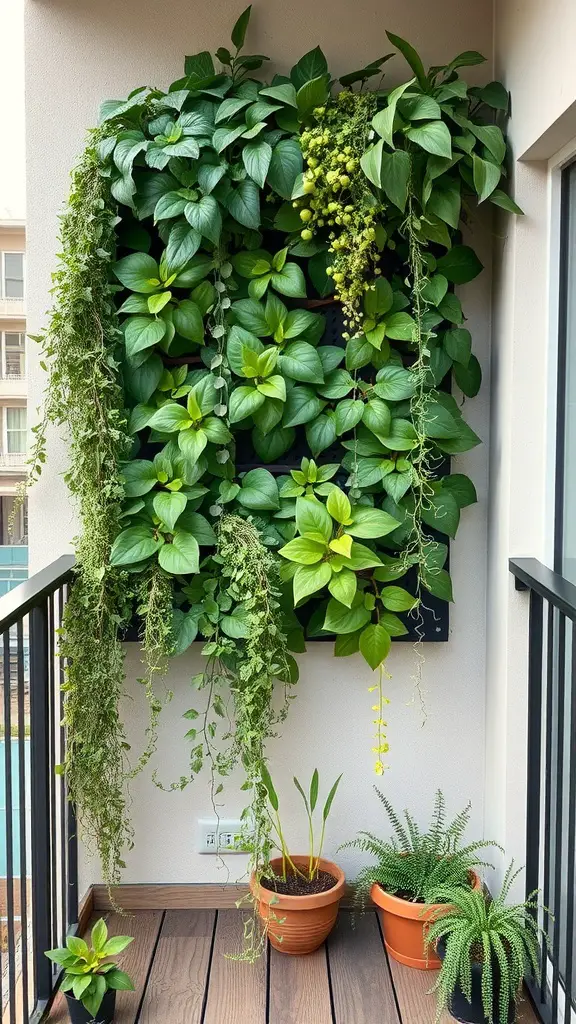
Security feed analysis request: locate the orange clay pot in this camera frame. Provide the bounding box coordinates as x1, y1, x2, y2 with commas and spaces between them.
371, 870, 481, 970
250, 856, 346, 955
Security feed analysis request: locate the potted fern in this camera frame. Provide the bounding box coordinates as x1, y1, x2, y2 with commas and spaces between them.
342, 789, 497, 969
425, 862, 545, 1023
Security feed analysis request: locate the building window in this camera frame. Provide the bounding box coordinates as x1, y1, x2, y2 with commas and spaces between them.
556, 161, 576, 582
1, 333, 25, 378
5, 407, 26, 454
1, 253, 24, 299
0, 496, 27, 545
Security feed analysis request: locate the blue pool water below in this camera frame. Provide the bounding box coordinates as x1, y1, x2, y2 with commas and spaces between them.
0, 739, 30, 877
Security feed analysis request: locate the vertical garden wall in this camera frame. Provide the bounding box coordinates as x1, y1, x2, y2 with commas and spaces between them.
26, 0, 499, 893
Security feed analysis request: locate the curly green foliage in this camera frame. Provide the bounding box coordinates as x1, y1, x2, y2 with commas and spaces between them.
33, 131, 134, 885
344, 788, 497, 905
426, 863, 544, 1024
130, 564, 175, 775
216, 515, 297, 867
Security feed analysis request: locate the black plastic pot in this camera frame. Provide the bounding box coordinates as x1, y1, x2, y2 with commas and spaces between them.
437, 939, 515, 1024
65, 988, 116, 1024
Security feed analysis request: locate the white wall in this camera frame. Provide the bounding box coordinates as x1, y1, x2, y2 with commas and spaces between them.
485, 0, 576, 883
25, 0, 494, 890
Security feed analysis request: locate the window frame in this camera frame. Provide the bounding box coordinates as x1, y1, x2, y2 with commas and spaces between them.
3, 405, 27, 456
0, 251, 25, 299
554, 160, 576, 574
0, 331, 26, 379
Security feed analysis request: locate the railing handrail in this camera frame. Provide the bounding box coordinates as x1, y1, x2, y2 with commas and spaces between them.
0, 554, 75, 632
509, 556, 576, 619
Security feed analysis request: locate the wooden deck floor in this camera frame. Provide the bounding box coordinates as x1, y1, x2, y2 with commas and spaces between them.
45, 909, 541, 1024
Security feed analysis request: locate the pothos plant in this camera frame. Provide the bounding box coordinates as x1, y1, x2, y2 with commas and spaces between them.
32, 5, 520, 895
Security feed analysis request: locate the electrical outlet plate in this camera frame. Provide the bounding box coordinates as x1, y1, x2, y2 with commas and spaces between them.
197, 818, 245, 855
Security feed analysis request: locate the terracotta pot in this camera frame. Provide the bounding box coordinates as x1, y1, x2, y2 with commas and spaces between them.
250, 856, 345, 955
371, 870, 481, 970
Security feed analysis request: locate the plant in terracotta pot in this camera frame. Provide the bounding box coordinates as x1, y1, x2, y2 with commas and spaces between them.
45, 919, 134, 1024
426, 862, 545, 1023
250, 766, 345, 955
343, 789, 498, 969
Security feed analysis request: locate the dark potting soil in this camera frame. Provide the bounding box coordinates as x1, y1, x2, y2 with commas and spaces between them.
261, 869, 337, 896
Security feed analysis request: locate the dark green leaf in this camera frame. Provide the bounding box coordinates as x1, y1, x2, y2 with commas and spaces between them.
436, 245, 483, 284
453, 353, 482, 397
231, 5, 252, 48
110, 525, 161, 566
113, 253, 160, 294
279, 341, 324, 383
166, 222, 202, 272
379, 150, 411, 211
267, 140, 303, 200
226, 179, 260, 229
489, 189, 524, 216
242, 139, 273, 188
238, 468, 279, 510
421, 490, 460, 538
406, 121, 452, 159
385, 31, 427, 88
184, 196, 222, 244
323, 596, 371, 635
290, 47, 329, 91
442, 473, 477, 508
305, 413, 337, 456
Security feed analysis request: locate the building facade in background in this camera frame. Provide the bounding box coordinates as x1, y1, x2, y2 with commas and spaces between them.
0, 221, 27, 594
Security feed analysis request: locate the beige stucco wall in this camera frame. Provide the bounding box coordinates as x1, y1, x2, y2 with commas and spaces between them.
25, 0, 494, 889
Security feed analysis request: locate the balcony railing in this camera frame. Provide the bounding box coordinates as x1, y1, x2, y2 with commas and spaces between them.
0, 299, 25, 319
0, 555, 77, 1024
510, 557, 576, 1024
0, 454, 26, 470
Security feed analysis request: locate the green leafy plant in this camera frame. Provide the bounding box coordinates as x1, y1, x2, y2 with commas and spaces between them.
343, 788, 497, 905
45, 919, 134, 1018
426, 863, 545, 1024
32, 4, 521, 888
261, 765, 342, 881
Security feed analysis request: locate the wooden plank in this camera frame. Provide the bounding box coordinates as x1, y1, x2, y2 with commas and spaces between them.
391, 960, 542, 1024
93, 882, 249, 910
45, 910, 163, 1024
138, 910, 214, 1024
388, 957, 453, 1023
77, 886, 95, 935
328, 911, 400, 1024
268, 944, 332, 1024
515, 991, 542, 1023
203, 910, 267, 1024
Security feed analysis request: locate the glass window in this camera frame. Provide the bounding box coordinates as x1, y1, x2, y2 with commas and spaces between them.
2, 333, 25, 378
2, 253, 24, 298
0, 496, 27, 545
5, 407, 26, 454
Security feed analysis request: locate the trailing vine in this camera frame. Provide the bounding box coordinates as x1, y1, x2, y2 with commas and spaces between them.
35, 8, 521, 899
30, 132, 134, 885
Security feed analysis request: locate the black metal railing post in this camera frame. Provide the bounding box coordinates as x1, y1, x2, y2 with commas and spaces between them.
29, 600, 53, 1008
525, 588, 544, 902
510, 556, 576, 1024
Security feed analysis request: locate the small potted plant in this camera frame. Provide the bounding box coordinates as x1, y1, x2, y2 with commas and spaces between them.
425, 862, 545, 1023
342, 789, 497, 969
250, 766, 345, 955
45, 919, 134, 1023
